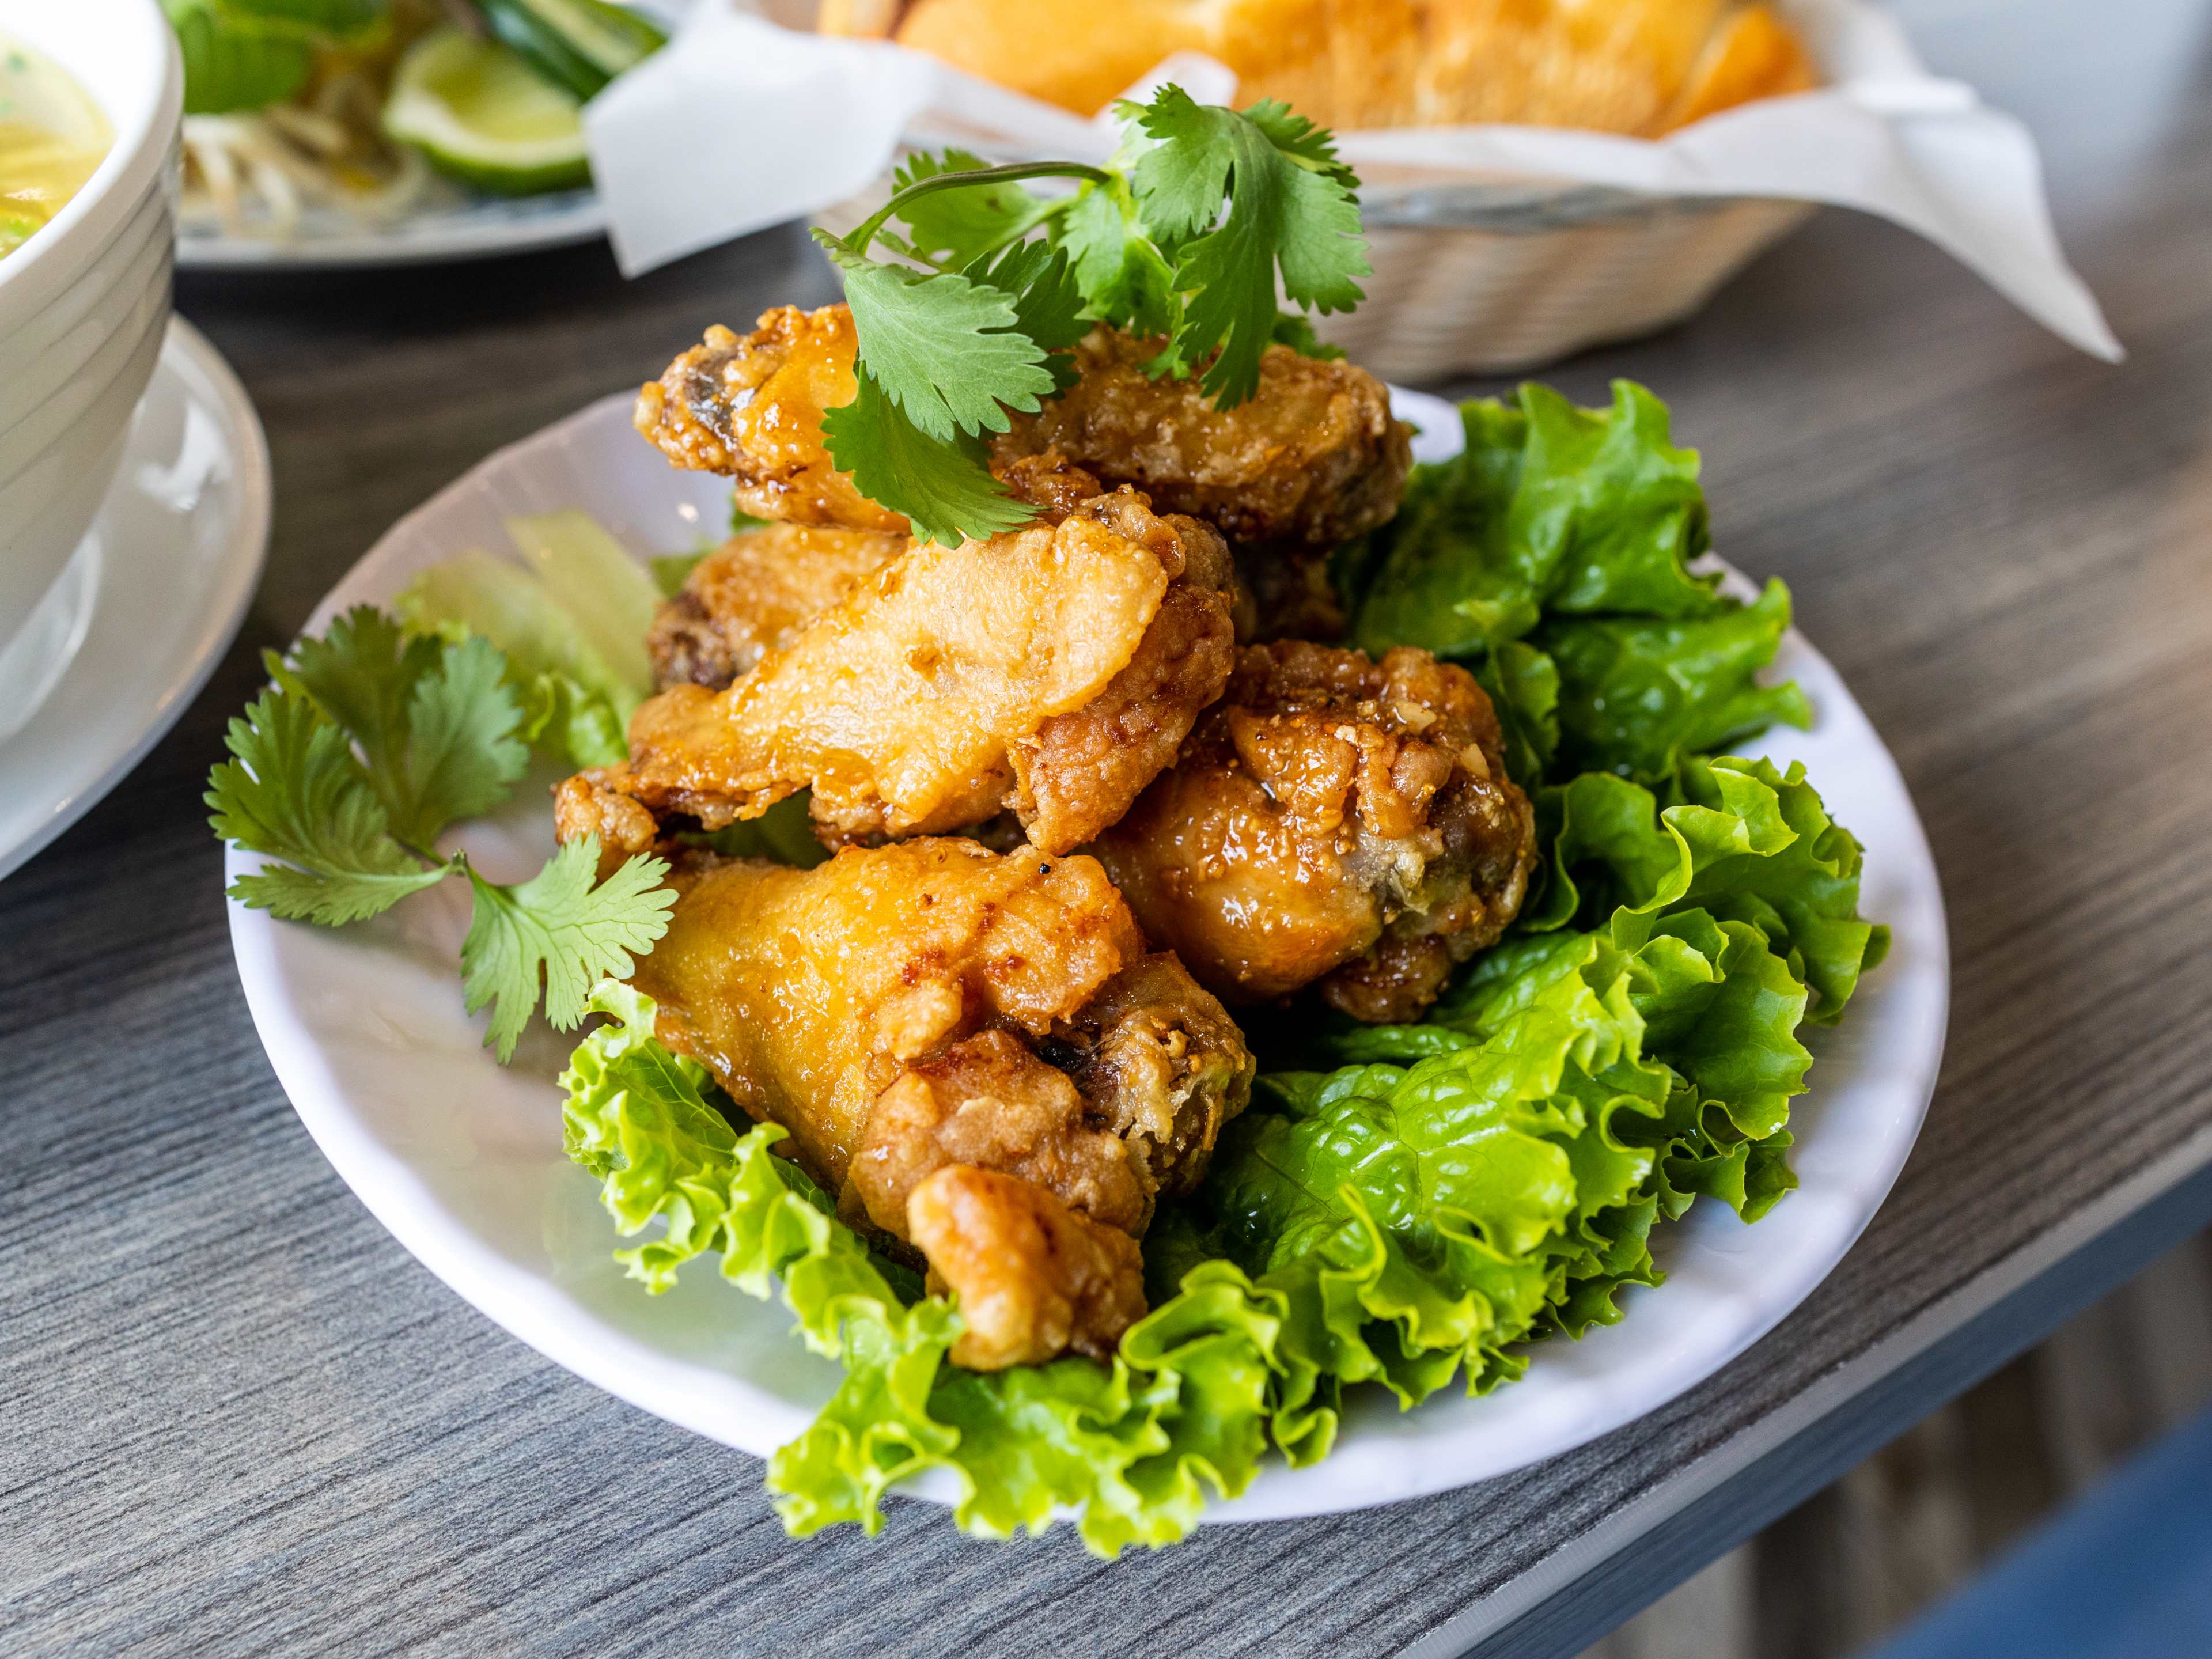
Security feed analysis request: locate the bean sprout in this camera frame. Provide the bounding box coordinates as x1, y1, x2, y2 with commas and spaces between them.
178, 0, 452, 242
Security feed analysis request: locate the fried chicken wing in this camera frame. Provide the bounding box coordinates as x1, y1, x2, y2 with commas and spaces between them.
635, 306, 1412, 550
623, 839, 1254, 1367
996, 325, 1415, 547
1093, 642, 1539, 1024
635, 306, 907, 532
647, 522, 908, 691
907, 1165, 1147, 1368
579, 476, 1237, 856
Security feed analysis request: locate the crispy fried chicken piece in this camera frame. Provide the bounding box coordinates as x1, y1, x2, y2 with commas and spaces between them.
577, 474, 1237, 857
647, 522, 908, 690
907, 1166, 1147, 1368
634, 306, 907, 532
623, 839, 1253, 1368
552, 770, 662, 882
854, 1029, 1147, 1237
997, 325, 1414, 547
634, 306, 1412, 550
1044, 952, 1252, 1197
1092, 642, 1538, 1024
646, 456, 1189, 697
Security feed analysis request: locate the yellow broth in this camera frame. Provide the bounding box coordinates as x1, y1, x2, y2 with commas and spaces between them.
0, 35, 111, 262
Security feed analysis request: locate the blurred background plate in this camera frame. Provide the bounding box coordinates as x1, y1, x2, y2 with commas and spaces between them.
0, 319, 271, 882
176, 183, 606, 270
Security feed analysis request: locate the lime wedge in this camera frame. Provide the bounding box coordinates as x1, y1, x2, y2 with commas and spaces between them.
382, 28, 590, 197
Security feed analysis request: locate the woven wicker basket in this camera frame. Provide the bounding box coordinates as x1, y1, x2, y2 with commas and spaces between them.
1315, 185, 1815, 381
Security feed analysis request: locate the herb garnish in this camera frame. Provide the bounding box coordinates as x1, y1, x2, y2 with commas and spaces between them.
208, 607, 674, 1060
811, 86, 1370, 545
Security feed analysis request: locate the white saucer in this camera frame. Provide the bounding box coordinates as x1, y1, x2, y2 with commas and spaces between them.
226, 388, 1947, 1524
0, 319, 271, 882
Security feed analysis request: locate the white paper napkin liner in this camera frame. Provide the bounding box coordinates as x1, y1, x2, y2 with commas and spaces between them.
587, 0, 2119, 361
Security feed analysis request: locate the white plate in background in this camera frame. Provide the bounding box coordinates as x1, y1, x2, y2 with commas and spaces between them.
225, 387, 1948, 1522
176, 186, 608, 270
0, 319, 270, 882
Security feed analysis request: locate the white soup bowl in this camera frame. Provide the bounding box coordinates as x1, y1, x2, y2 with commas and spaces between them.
0, 0, 180, 736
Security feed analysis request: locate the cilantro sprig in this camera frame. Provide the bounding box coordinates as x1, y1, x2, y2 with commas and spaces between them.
812, 86, 1370, 546
209, 607, 676, 1061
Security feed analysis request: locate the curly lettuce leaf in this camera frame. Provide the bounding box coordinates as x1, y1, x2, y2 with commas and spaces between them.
1349, 383, 1721, 658
1179, 843, 1845, 1429
1469, 637, 1562, 789
560, 983, 1282, 1556
1538, 578, 1811, 783
555, 751, 1885, 1545
502, 512, 661, 697
1529, 755, 1888, 1024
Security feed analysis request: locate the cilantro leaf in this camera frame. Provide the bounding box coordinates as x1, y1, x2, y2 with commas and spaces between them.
1270, 311, 1344, 361
817, 86, 1375, 535
967, 240, 1089, 391
397, 635, 531, 843
820, 368, 1036, 547
279, 607, 529, 847
1242, 99, 1359, 185
1124, 87, 1237, 242
967, 240, 1089, 354
1059, 180, 1176, 340
817, 237, 1057, 441
207, 687, 449, 925
1126, 88, 1369, 405
459, 838, 678, 1062
892, 149, 1051, 268
213, 602, 677, 1063
282, 605, 442, 834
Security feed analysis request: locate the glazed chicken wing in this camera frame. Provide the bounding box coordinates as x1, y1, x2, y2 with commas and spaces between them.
622, 839, 1254, 1368
647, 522, 907, 690
1092, 642, 1539, 1024
574, 470, 1237, 856
994, 324, 1414, 548
634, 305, 906, 532
635, 305, 1412, 550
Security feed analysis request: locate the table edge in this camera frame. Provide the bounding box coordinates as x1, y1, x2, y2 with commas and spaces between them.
1400, 1119, 2212, 1659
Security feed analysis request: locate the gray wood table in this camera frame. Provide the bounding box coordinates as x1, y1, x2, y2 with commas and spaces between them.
9, 2, 2212, 1653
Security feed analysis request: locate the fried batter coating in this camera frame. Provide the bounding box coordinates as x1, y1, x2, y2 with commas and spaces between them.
997, 326, 1414, 547
1093, 642, 1538, 1024
635, 306, 1412, 550
854, 1030, 1147, 1238
907, 1166, 1147, 1368
1046, 952, 1252, 1199
580, 479, 1236, 857
634, 306, 907, 533
552, 770, 662, 882
623, 839, 1253, 1367
647, 522, 908, 691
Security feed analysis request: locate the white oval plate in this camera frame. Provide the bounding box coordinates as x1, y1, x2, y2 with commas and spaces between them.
176, 187, 607, 271
1, 319, 270, 883
226, 387, 1948, 1522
